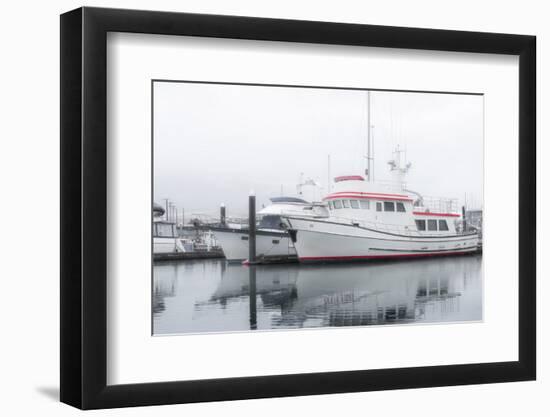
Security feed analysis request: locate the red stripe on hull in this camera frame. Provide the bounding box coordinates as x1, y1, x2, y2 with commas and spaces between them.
299, 250, 476, 262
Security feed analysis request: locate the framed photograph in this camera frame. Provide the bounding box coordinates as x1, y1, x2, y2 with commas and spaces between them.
60, 7, 536, 409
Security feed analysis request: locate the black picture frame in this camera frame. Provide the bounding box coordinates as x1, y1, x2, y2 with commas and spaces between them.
60, 6, 536, 410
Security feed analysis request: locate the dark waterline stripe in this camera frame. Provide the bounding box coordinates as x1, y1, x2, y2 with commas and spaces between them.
299, 250, 477, 262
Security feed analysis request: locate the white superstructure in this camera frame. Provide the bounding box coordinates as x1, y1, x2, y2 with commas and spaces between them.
282, 148, 479, 262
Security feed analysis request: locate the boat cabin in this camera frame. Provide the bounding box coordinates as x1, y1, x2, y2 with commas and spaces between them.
257, 196, 329, 230
324, 175, 460, 235
153, 221, 178, 238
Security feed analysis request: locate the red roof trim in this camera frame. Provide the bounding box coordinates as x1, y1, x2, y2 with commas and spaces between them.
413, 211, 460, 218
334, 175, 365, 182
324, 192, 413, 202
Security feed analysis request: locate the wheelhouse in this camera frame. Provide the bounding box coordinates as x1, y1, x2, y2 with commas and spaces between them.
323, 174, 461, 235
153, 221, 177, 238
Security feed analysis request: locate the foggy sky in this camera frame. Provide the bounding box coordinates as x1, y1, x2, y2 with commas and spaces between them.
153, 82, 483, 219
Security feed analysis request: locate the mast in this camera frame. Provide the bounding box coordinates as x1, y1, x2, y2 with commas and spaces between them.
327, 154, 331, 193
163, 198, 169, 222
367, 91, 371, 182
372, 121, 375, 181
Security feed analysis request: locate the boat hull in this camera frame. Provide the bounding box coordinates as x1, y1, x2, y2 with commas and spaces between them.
284, 217, 480, 263
212, 227, 296, 262
153, 237, 178, 254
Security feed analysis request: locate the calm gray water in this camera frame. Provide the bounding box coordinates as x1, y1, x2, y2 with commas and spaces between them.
153, 255, 482, 335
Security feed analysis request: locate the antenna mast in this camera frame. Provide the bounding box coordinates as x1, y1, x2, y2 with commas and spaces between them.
367, 91, 371, 182
327, 154, 331, 193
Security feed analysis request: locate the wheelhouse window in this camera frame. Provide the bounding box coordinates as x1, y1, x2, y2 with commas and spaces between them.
438, 219, 449, 231
259, 215, 283, 229
396, 202, 406, 212
415, 219, 426, 231
333, 200, 342, 209
328, 201, 333, 210
155, 223, 175, 237
342, 199, 350, 208
428, 219, 438, 231
359, 200, 370, 209
376, 202, 382, 212
350, 200, 359, 209
384, 201, 395, 212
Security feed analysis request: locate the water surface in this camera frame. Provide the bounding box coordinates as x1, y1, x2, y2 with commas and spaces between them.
153, 255, 482, 335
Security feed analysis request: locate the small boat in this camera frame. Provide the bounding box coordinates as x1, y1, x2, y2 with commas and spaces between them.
282, 147, 480, 263
211, 196, 328, 262
153, 203, 192, 254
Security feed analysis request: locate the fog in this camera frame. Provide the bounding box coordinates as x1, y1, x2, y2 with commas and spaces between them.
153, 81, 483, 220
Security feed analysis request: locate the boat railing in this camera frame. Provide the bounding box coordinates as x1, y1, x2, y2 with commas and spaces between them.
415, 196, 459, 214
364, 221, 422, 236
327, 216, 422, 236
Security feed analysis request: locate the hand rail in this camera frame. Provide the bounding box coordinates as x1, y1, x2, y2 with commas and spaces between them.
325, 215, 419, 236
416, 196, 459, 213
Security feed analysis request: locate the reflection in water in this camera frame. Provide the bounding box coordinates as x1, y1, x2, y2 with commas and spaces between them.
153, 255, 482, 335
249, 267, 257, 330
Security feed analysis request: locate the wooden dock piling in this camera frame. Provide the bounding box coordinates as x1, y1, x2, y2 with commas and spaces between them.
220, 203, 226, 226
248, 193, 256, 263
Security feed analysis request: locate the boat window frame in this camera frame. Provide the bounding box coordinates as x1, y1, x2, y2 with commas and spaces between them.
376, 202, 382, 212
359, 200, 370, 210
350, 199, 360, 209
415, 219, 426, 231
428, 219, 438, 231
438, 219, 449, 231
396, 202, 406, 212
259, 214, 284, 230
333, 200, 342, 209
155, 222, 176, 238
342, 199, 350, 208
384, 201, 396, 212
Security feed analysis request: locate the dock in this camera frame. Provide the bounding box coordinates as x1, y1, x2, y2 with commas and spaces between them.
154, 249, 224, 262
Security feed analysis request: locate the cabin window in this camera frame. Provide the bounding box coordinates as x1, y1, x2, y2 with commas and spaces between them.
415, 220, 426, 231
428, 219, 438, 231
360, 200, 370, 209
333, 200, 342, 209
350, 200, 359, 209
342, 199, 350, 208
328, 201, 333, 210
155, 223, 175, 237
396, 202, 406, 212
384, 202, 395, 212
376, 202, 382, 212
259, 215, 283, 229
438, 219, 449, 231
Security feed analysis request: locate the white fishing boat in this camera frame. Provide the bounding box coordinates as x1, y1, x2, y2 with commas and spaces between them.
282, 147, 480, 263
153, 203, 193, 254
211, 196, 328, 262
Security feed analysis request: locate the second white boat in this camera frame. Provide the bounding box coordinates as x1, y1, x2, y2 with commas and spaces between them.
212, 196, 328, 262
